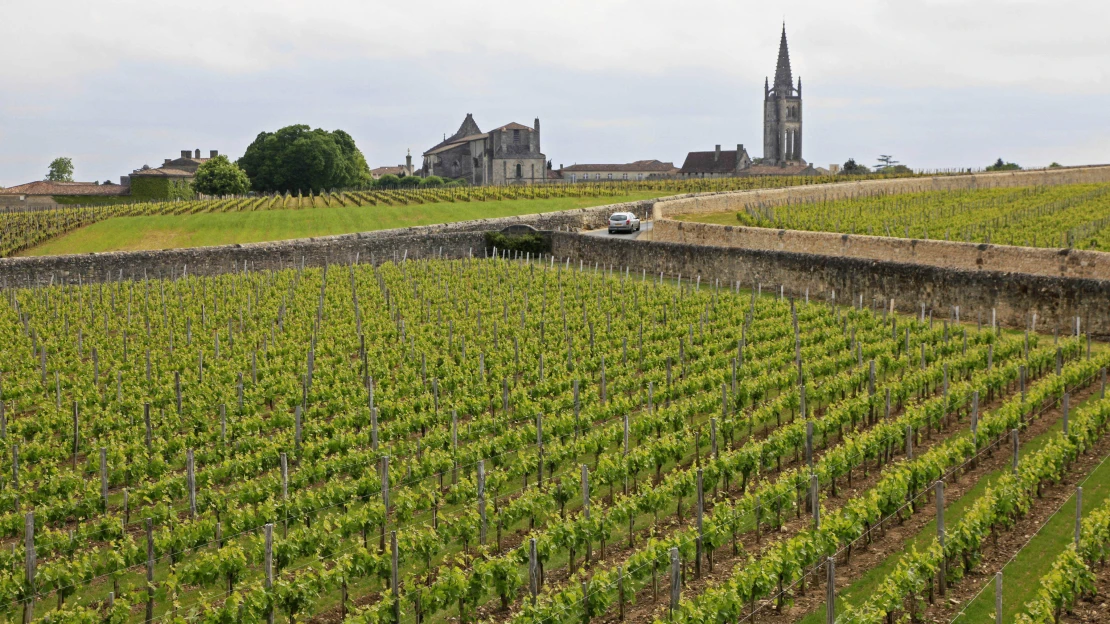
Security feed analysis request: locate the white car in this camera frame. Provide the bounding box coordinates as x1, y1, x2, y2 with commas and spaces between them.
608, 212, 641, 234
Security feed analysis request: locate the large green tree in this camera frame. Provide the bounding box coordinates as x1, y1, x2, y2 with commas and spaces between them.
841, 158, 869, 175
236, 125, 371, 193
193, 155, 250, 196
46, 157, 74, 182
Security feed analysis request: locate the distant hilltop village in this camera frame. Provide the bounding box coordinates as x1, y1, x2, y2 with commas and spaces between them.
0, 148, 223, 208
0, 24, 828, 209
390, 24, 825, 185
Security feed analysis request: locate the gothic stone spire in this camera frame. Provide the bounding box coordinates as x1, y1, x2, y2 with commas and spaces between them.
773, 23, 793, 90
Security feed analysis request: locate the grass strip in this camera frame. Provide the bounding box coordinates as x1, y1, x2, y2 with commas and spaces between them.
22, 194, 662, 256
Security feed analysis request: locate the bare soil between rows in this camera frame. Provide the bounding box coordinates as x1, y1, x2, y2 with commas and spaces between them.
599, 380, 1062, 624
918, 384, 1110, 622
1061, 559, 1110, 622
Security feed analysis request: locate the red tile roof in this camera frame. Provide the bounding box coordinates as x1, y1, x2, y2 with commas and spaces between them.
562, 160, 677, 173
0, 181, 130, 196
129, 168, 195, 178
371, 166, 407, 177
680, 150, 745, 175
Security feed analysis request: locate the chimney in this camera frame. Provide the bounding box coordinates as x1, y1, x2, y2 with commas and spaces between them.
120, 175, 130, 187
180, 150, 190, 159
194, 149, 201, 158
164, 159, 172, 166
738, 144, 744, 155
210, 150, 219, 158
714, 145, 721, 162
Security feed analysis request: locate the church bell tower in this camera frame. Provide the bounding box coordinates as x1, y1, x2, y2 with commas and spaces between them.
763, 24, 804, 165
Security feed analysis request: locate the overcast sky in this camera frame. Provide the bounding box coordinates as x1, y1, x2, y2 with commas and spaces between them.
1, 0, 1107, 186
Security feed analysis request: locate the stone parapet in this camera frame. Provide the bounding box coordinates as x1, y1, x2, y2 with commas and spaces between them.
653, 165, 1110, 219
549, 231, 1110, 338
651, 219, 1110, 280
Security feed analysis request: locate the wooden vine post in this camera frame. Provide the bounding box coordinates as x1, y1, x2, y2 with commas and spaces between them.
478, 460, 487, 546
265, 523, 274, 624
936, 480, 946, 596
381, 455, 390, 552
146, 518, 155, 623
669, 547, 680, 619
23, 512, 34, 624
582, 464, 591, 564
695, 468, 704, 578
825, 557, 835, 624
99, 447, 109, 509
391, 530, 401, 624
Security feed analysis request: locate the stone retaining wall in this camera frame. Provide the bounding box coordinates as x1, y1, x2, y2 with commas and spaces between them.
550, 231, 1110, 338
651, 219, 1110, 280
653, 165, 1110, 218
0, 197, 667, 287
0, 231, 488, 287
6, 167, 1110, 339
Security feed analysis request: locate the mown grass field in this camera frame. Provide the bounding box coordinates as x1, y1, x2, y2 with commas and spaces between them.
22, 193, 662, 256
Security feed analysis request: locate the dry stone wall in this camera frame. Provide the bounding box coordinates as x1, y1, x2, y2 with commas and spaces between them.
550, 232, 1110, 338
0, 231, 488, 288
5, 167, 1110, 338
0, 197, 665, 287
652, 219, 1110, 280
653, 165, 1110, 218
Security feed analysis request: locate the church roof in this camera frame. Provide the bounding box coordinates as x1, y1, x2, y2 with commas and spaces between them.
424, 134, 488, 156
424, 113, 486, 155
423, 115, 539, 156
773, 24, 793, 89
491, 122, 534, 132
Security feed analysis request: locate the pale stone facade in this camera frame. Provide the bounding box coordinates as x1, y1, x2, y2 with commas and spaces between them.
560, 160, 678, 183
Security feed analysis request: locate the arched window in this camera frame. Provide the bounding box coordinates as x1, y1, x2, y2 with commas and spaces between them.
515, 164, 522, 178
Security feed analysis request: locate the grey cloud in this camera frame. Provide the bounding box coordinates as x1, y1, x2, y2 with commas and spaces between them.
1, 2, 1107, 185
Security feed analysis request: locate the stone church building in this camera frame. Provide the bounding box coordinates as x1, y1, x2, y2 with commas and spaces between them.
422, 114, 547, 185
680, 25, 814, 178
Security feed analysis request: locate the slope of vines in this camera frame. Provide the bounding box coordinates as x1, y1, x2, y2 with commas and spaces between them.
0, 251, 1091, 624
707, 183, 1110, 251
0, 172, 923, 258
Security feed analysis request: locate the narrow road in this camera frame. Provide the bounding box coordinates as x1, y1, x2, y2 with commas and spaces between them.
583, 220, 653, 240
